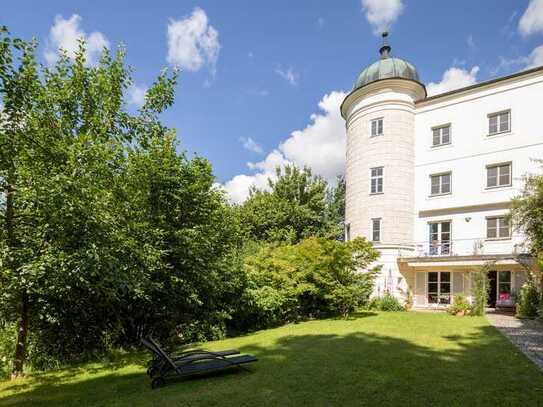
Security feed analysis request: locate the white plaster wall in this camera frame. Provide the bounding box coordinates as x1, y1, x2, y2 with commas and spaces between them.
413, 73, 543, 253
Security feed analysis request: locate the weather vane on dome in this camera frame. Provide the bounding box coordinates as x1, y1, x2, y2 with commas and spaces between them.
379, 31, 391, 59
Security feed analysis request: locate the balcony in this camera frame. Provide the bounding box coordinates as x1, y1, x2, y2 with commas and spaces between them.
398, 237, 528, 259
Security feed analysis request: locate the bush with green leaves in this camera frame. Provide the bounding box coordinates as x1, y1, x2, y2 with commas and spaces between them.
447, 295, 471, 316
516, 281, 541, 319
367, 293, 405, 311
232, 237, 379, 330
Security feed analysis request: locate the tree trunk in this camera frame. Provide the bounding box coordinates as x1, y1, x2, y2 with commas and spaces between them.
4, 176, 28, 378
11, 291, 29, 378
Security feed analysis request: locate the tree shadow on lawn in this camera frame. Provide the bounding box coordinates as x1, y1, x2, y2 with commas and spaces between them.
1, 325, 543, 406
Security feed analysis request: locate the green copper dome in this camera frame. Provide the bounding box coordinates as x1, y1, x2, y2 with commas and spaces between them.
353, 33, 420, 91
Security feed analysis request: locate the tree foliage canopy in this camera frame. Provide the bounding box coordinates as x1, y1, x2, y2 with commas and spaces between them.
238, 166, 345, 244
0, 27, 243, 374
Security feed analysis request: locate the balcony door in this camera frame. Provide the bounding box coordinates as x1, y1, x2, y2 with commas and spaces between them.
427, 271, 451, 305
429, 221, 451, 255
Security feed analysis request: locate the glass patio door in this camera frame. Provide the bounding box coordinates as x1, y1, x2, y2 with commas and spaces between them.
429, 221, 451, 255
427, 271, 451, 305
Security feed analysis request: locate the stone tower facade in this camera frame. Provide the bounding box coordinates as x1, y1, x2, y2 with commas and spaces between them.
341, 35, 426, 298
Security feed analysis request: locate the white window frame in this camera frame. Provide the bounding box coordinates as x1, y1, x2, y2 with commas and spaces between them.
486, 162, 512, 189
428, 220, 452, 255
370, 167, 384, 194
486, 216, 511, 240
430, 172, 452, 196
370, 118, 384, 138
488, 110, 511, 136
371, 218, 381, 242
431, 124, 451, 147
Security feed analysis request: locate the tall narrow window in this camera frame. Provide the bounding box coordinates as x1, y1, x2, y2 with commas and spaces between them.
345, 223, 351, 242
430, 172, 451, 195
427, 271, 451, 305
432, 124, 451, 147
372, 218, 381, 242
487, 216, 510, 239
429, 221, 451, 255
488, 111, 510, 135
370, 167, 384, 194
370, 118, 383, 137
487, 163, 511, 188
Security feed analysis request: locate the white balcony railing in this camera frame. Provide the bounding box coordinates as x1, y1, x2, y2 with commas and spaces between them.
398, 237, 528, 258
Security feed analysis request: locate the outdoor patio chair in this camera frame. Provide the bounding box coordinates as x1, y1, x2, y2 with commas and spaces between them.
142, 337, 257, 389
143, 337, 241, 378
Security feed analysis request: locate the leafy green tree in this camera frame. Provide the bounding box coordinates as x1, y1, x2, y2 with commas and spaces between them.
511, 166, 543, 254
116, 132, 245, 345
239, 165, 342, 244
0, 27, 177, 376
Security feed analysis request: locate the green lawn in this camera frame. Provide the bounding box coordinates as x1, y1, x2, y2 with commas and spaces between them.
1, 312, 542, 406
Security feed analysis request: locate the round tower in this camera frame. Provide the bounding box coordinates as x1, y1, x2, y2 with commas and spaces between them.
341, 33, 426, 298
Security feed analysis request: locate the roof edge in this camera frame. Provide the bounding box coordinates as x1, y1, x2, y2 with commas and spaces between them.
418, 65, 543, 104
341, 77, 427, 119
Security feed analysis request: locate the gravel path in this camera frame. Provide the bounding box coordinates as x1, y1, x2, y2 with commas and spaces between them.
486, 310, 543, 370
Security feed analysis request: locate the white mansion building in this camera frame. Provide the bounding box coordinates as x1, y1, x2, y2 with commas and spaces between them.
341, 34, 542, 309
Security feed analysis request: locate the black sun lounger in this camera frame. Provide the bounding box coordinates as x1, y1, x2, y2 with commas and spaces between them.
142, 337, 257, 389
143, 338, 241, 377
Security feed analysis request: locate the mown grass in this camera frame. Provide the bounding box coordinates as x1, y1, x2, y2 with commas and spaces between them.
1, 312, 542, 406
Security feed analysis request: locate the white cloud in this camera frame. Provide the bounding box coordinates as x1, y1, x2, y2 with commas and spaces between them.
490, 44, 543, 76
44, 14, 109, 66
223, 91, 346, 203
426, 66, 479, 96
167, 7, 220, 75
519, 0, 543, 37
361, 0, 403, 34
526, 45, 543, 68
240, 137, 263, 154
127, 84, 147, 108
275, 66, 299, 85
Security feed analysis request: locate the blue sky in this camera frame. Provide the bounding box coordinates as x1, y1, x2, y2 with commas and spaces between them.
2, 0, 543, 202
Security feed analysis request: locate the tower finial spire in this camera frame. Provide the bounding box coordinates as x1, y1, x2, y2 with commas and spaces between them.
379, 31, 391, 59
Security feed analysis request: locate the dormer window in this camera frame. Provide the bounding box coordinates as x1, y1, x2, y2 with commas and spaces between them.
432, 124, 451, 147
371, 118, 383, 137
488, 111, 510, 135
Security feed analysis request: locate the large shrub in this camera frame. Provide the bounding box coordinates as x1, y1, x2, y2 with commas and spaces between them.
232, 237, 379, 330
368, 293, 405, 311
516, 281, 541, 319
